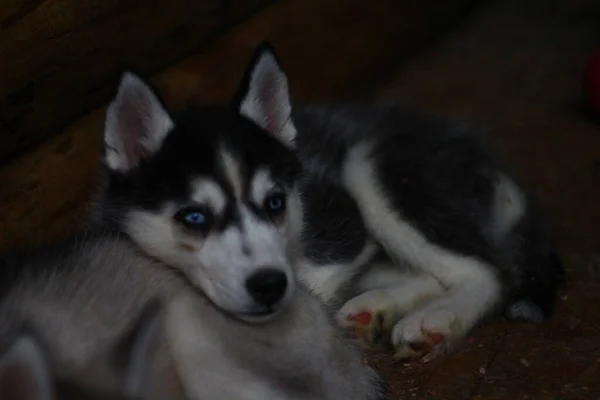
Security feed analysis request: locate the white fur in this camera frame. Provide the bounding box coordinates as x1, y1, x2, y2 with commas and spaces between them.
296, 240, 379, 303
220, 151, 244, 199
338, 279, 443, 325
165, 293, 283, 400
337, 266, 445, 334
250, 169, 276, 205
238, 51, 297, 147
282, 186, 305, 260
491, 173, 526, 243
189, 179, 228, 215
341, 142, 502, 351
344, 266, 445, 313
125, 201, 294, 321
353, 264, 423, 291
104, 73, 174, 172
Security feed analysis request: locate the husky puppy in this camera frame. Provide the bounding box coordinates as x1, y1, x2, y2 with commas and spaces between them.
1, 48, 391, 400
91, 42, 563, 362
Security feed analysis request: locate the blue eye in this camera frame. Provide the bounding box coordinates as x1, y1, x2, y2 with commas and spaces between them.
265, 194, 286, 216
269, 197, 282, 209
185, 211, 206, 225
176, 207, 212, 230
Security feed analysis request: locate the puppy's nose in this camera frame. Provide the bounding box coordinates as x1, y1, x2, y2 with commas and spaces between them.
245, 268, 288, 307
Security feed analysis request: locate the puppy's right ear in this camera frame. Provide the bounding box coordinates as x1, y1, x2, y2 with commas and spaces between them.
0, 334, 54, 400
104, 73, 174, 173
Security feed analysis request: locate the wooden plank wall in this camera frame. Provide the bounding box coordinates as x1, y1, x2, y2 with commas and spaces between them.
0, 0, 277, 163
0, 0, 477, 252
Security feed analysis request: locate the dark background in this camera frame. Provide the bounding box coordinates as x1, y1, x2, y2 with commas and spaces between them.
1, 0, 599, 398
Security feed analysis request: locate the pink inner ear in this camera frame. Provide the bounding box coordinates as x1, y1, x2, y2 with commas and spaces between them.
119, 93, 151, 168
259, 75, 280, 135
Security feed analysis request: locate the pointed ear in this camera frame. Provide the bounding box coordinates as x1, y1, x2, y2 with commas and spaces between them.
0, 334, 54, 400
233, 42, 297, 147
114, 300, 163, 399
104, 72, 174, 173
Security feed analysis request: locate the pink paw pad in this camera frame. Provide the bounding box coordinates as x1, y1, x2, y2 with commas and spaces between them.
423, 331, 446, 346
349, 311, 373, 326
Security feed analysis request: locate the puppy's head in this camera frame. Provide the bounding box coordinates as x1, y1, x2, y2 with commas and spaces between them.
95, 44, 304, 322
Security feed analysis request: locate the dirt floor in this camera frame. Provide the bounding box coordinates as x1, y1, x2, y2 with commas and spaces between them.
1, 0, 599, 399
370, 0, 600, 398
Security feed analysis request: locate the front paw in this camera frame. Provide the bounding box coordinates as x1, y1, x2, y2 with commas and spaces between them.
337, 290, 401, 348
391, 306, 466, 362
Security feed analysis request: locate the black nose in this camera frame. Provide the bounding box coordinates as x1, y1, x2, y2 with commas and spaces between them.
245, 269, 288, 307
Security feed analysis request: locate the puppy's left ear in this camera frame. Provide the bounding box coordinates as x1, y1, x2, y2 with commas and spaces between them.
232, 42, 296, 147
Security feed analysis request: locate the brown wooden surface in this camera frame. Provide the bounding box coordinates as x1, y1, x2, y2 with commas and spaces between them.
0, 0, 475, 252
0, 0, 277, 164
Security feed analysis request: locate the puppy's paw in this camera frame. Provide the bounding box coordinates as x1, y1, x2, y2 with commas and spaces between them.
391, 305, 465, 362
337, 290, 401, 348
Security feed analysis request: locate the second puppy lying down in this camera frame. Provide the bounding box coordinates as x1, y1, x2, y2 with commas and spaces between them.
0, 230, 389, 399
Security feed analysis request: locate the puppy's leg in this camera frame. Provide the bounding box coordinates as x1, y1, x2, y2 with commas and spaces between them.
389, 256, 499, 361
343, 145, 502, 360
295, 240, 380, 305
337, 266, 445, 347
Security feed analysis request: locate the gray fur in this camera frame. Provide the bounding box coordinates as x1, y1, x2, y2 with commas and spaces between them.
0, 299, 163, 400
0, 231, 389, 399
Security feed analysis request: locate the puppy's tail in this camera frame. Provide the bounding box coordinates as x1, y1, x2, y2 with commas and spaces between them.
502, 208, 565, 323
505, 251, 564, 323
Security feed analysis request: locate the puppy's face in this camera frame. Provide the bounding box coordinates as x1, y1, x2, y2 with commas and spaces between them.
119, 124, 302, 321
98, 45, 302, 322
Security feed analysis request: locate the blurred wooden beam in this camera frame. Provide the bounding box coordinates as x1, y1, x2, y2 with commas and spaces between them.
0, 0, 278, 163
0, 0, 478, 252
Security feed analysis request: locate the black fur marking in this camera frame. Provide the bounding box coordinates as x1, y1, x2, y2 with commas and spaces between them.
95, 105, 301, 233
299, 178, 370, 264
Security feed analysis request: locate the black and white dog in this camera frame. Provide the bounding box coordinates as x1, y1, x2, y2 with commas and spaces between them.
94, 42, 564, 361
